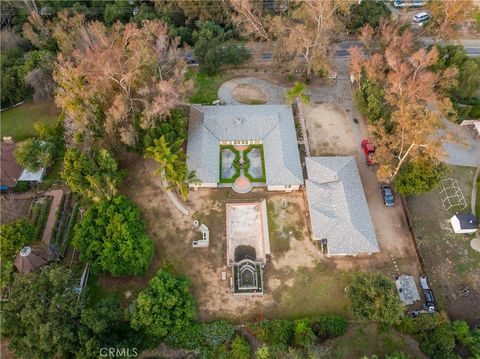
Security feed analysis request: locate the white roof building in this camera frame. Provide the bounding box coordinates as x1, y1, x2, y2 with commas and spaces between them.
186, 105, 303, 191
305, 157, 379, 256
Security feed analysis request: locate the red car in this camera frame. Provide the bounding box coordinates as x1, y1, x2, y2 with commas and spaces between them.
361, 139, 376, 165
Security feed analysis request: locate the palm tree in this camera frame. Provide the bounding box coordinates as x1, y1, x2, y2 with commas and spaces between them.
145, 135, 201, 200
167, 166, 202, 201
286, 82, 310, 105
145, 136, 185, 176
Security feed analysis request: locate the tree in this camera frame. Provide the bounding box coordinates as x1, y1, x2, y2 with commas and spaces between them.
231, 335, 252, 359
2, 266, 123, 359
349, 21, 457, 182
434, 45, 480, 100
394, 158, 448, 196
286, 82, 310, 105
14, 138, 54, 171
353, 80, 389, 124
230, 0, 270, 41
293, 319, 316, 349
270, 0, 352, 78
129, 269, 197, 339
145, 135, 200, 200
406, 314, 457, 358
177, 0, 231, 25
347, 0, 391, 33
347, 272, 404, 325
54, 18, 187, 148
73, 196, 153, 276
104, 0, 134, 26
140, 108, 189, 151
311, 315, 348, 338
426, 0, 474, 41
0, 219, 34, 262
62, 148, 125, 202
193, 21, 250, 75
248, 320, 294, 347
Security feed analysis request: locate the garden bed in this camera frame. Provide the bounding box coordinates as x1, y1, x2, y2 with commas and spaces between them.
29, 196, 53, 241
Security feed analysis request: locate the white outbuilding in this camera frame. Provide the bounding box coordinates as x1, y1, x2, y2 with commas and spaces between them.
450, 213, 478, 234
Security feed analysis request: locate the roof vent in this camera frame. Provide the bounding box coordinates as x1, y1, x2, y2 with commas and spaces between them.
20, 246, 31, 257
235, 118, 242, 125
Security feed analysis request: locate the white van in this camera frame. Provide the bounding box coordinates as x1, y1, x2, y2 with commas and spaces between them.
413, 12, 430, 23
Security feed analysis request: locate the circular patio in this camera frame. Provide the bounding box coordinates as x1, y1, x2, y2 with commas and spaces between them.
232, 175, 253, 194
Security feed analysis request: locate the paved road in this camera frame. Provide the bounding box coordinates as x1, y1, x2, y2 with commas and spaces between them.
335, 38, 480, 58
439, 119, 480, 167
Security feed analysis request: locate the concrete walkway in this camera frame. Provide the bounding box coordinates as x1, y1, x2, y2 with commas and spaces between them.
218, 77, 286, 104
41, 189, 64, 245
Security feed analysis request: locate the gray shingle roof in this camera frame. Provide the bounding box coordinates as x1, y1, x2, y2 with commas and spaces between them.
454, 213, 478, 229
186, 105, 303, 186
305, 157, 379, 255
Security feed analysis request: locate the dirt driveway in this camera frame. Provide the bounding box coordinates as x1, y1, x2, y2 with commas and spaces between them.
303, 103, 358, 156
303, 77, 423, 292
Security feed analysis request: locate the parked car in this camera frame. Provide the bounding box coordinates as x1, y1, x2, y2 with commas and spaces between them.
413, 12, 430, 24
420, 276, 438, 312
361, 139, 376, 166
381, 184, 395, 207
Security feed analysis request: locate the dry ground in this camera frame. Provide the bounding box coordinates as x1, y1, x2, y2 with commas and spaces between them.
0, 194, 33, 224
231, 83, 267, 104
93, 155, 353, 321
303, 103, 358, 156
407, 165, 480, 325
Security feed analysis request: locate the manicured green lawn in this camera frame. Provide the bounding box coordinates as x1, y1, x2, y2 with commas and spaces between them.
185, 70, 233, 104
0, 101, 59, 141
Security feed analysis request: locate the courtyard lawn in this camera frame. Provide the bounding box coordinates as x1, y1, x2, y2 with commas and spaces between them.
406, 165, 480, 321
0, 101, 59, 141
219, 145, 241, 183
244, 144, 266, 182
185, 70, 233, 104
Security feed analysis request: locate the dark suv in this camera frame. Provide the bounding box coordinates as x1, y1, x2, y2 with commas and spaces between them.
381, 184, 395, 207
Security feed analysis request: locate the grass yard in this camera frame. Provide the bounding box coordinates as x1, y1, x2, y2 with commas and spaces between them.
0, 101, 59, 141
406, 165, 480, 322
324, 324, 426, 359
185, 70, 233, 104
268, 262, 351, 319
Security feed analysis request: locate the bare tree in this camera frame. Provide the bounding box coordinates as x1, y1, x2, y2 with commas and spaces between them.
349, 21, 458, 182
427, 0, 475, 41
54, 19, 187, 148
229, 0, 270, 41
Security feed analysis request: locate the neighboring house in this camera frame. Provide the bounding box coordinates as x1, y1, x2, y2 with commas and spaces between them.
0, 140, 23, 190
186, 105, 303, 191
305, 157, 380, 256
450, 213, 478, 234
0, 138, 45, 191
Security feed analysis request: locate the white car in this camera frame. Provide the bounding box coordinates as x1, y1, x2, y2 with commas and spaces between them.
413, 12, 430, 24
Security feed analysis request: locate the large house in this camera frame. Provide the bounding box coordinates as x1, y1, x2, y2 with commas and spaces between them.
305, 156, 379, 256
186, 105, 303, 191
